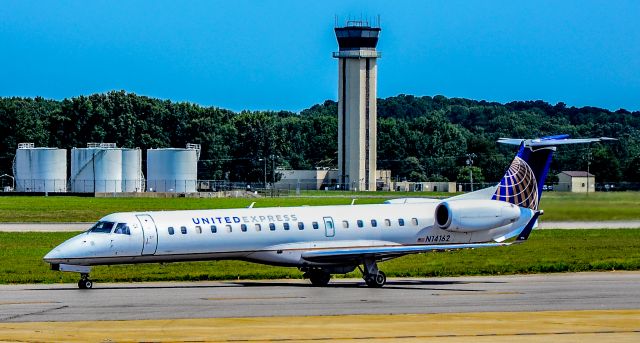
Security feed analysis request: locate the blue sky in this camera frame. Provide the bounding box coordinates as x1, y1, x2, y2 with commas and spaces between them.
1, 0, 639, 111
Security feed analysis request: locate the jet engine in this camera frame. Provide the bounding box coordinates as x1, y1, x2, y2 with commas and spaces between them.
434, 200, 520, 232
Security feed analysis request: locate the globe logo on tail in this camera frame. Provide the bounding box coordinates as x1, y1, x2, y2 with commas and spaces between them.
492, 156, 539, 210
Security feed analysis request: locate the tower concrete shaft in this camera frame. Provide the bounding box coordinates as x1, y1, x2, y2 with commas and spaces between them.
333, 22, 380, 191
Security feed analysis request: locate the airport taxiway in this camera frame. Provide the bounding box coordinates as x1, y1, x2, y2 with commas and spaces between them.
1, 272, 639, 322
1, 272, 639, 342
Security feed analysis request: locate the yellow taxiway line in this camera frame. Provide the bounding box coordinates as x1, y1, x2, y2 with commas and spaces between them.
1, 310, 639, 342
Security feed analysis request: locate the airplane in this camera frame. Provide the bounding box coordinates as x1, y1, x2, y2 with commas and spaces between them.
44, 135, 615, 289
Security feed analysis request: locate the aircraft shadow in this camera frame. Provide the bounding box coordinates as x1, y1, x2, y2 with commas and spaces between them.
26, 279, 504, 292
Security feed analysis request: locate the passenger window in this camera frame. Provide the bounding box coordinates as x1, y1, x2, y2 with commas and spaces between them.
269, 223, 276, 231
399, 219, 405, 226
211, 225, 217, 233
312, 222, 319, 230
241, 224, 247, 232
181, 226, 187, 234
283, 223, 290, 230
195, 225, 202, 234
412, 218, 419, 226
114, 223, 130, 235
298, 222, 304, 230
168, 227, 175, 235
384, 219, 391, 227
371, 219, 377, 227
226, 225, 232, 233
255, 224, 262, 232
357, 220, 364, 228
342, 220, 349, 228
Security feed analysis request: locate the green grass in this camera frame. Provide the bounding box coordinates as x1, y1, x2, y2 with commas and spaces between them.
0, 192, 638, 223
539, 192, 640, 221
2, 229, 639, 284
0, 196, 386, 222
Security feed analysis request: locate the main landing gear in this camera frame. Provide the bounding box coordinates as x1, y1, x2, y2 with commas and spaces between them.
301, 261, 387, 288
304, 269, 331, 286
361, 258, 386, 288
78, 273, 93, 289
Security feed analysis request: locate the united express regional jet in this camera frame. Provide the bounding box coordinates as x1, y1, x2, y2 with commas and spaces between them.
44, 135, 614, 288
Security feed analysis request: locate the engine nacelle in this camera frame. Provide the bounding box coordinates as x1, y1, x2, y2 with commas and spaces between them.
434, 200, 521, 232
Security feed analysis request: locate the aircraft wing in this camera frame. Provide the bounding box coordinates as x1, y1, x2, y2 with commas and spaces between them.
300, 213, 539, 264
301, 241, 510, 264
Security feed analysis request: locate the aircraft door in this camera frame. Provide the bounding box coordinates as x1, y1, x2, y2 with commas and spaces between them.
323, 216, 335, 237
137, 214, 158, 255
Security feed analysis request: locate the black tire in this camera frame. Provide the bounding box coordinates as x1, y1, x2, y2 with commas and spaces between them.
365, 272, 386, 288
309, 271, 331, 286
78, 279, 93, 289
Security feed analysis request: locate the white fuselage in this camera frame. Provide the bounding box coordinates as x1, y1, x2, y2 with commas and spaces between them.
44, 201, 525, 268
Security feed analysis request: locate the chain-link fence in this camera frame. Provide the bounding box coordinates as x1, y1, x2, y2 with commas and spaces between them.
2, 178, 639, 194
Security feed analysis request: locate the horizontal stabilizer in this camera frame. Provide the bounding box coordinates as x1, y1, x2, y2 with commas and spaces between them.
498, 136, 616, 147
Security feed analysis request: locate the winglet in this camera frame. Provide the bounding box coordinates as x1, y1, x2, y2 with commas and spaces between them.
516, 211, 541, 242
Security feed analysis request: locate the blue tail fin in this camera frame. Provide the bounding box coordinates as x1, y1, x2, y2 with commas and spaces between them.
492, 143, 553, 210
492, 135, 615, 210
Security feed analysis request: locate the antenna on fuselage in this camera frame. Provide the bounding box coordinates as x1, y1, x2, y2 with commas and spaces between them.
351, 199, 357, 205
248, 202, 256, 209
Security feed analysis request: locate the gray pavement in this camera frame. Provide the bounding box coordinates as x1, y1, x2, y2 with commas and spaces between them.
1, 220, 639, 232
539, 220, 640, 229
0, 222, 91, 232
1, 272, 639, 322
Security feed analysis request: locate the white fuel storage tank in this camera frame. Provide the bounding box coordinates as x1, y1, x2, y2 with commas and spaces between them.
146, 145, 199, 193
13, 143, 67, 192
70, 143, 122, 193
121, 148, 144, 192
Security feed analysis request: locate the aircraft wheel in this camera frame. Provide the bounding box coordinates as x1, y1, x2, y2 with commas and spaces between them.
78, 279, 93, 289
309, 271, 331, 286
365, 272, 386, 288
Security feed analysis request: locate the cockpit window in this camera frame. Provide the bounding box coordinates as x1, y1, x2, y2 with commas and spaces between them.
88, 221, 114, 233
114, 223, 131, 235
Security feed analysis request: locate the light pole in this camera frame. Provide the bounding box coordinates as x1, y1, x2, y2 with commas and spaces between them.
466, 153, 476, 192
258, 158, 267, 188
586, 146, 592, 196
270, 155, 279, 186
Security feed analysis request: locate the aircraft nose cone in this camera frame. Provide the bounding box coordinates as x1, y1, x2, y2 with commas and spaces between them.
43, 247, 62, 263
43, 235, 85, 263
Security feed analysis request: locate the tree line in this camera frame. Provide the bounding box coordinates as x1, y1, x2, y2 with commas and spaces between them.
1, 91, 638, 185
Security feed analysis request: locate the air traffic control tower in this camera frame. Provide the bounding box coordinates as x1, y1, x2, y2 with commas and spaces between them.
333, 20, 381, 191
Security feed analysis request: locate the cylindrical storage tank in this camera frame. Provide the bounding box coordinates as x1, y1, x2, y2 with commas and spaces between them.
70, 148, 122, 193
121, 148, 143, 192
13, 146, 67, 192
147, 148, 198, 192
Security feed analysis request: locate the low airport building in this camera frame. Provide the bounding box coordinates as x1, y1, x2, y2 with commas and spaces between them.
556, 171, 596, 192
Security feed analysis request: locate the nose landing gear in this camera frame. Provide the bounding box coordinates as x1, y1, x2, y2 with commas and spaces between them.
78, 273, 93, 289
